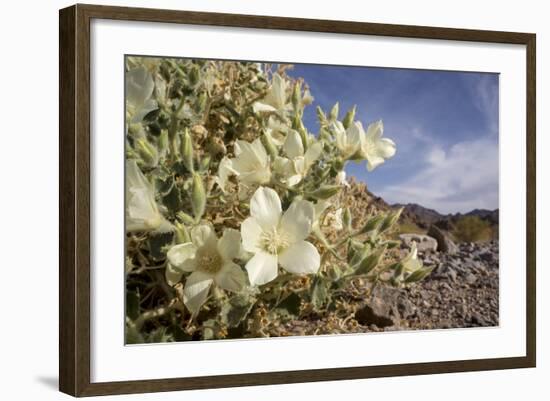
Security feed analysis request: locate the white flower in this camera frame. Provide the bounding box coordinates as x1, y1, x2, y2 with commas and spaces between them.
274, 131, 322, 186
230, 139, 272, 185
330, 121, 362, 159
126, 67, 158, 124
335, 171, 350, 188
125, 160, 172, 233
166, 225, 246, 314
355, 120, 396, 171
331, 120, 396, 170
216, 156, 235, 192
241, 187, 320, 286
264, 116, 289, 147
402, 242, 423, 273
253, 73, 291, 115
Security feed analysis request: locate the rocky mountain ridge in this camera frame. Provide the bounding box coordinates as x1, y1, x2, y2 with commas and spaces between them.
393, 202, 499, 228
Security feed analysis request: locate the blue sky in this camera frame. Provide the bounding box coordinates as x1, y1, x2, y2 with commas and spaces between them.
287, 64, 499, 214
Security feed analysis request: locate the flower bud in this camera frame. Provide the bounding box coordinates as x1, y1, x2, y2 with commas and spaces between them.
176, 211, 195, 225
329, 102, 339, 122
195, 91, 207, 112
191, 173, 206, 221
180, 128, 194, 173
189, 65, 200, 86
292, 82, 301, 109
158, 129, 169, 158
174, 222, 191, 244
343, 207, 352, 231
316, 106, 328, 126
136, 138, 158, 167
342, 105, 356, 129
261, 132, 278, 160
199, 154, 211, 172
309, 185, 340, 200
302, 89, 314, 106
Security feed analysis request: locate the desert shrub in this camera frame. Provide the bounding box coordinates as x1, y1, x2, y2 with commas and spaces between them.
453, 216, 492, 242
124, 57, 433, 342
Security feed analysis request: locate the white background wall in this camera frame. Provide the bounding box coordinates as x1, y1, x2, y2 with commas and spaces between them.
0, 0, 545, 399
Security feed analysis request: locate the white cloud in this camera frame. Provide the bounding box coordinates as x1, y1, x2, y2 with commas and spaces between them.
378, 137, 499, 214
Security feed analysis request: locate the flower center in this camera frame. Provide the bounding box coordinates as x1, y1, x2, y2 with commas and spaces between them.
196, 248, 223, 274
260, 227, 290, 255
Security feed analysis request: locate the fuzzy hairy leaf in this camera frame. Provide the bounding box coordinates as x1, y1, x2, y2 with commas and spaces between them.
221, 293, 256, 328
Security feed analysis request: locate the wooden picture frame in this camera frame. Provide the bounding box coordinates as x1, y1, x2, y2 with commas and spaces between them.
59, 3, 536, 397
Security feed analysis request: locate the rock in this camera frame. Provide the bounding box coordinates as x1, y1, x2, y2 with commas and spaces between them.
397, 298, 415, 319
479, 251, 495, 262
470, 312, 488, 326
355, 303, 394, 328
427, 225, 458, 254
455, 303, 467, 318
465, 273, 477, 285
399, 233, 438, 252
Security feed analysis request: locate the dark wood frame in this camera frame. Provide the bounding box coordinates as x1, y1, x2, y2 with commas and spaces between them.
59, 3, 536, 397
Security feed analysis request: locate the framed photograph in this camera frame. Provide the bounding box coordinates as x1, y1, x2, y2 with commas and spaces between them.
59, 4, 536, 397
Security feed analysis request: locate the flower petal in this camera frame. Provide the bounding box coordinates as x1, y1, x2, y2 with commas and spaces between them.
191, 224, 218, 250
253, 101, 277, 113
283, 130, 304, 159
215, 262, 247, 292
304, 141, 323, 168
280, 199, 314, 243
241, 217, 263, 253
365, 120, 383, 141
183, 271, 213, 314
347, 121, 365, 148
165, 263, 184, 286
217, 228, 242, 261
250, 186, 282, 230
374, 138, 396, 158
126, 67, 154, 107
217, 157, 235, 192
366, 155, 386, 172
270, 73, 287, 110
278, 241, 320, 275
166, 243, 197, 272
245, 251, 278, 286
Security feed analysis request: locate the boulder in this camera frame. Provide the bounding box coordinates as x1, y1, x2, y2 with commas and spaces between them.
427, 225, 458, 254
399, 233, 438, 252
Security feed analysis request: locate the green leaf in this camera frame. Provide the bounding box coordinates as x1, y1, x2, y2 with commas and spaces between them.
221, 293, 256, 328
359, 214, 385, 234
162, 184, 184, 215
155, 174, 174, 197
308, 185, 340, 200
311, 276, 331, 311
379, 207, 403, 233
353, 245, 386, 275
405, 266, 435, 283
